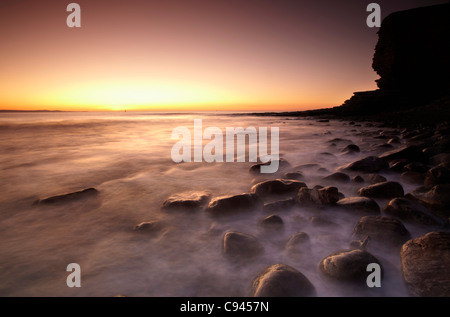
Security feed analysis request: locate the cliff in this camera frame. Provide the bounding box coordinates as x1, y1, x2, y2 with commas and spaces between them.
334, 3, 450, 120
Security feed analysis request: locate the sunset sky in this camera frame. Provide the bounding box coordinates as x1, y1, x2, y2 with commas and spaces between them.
0, 0, 446, 111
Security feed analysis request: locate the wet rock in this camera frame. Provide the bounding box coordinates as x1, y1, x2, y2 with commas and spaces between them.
358, 181, 404, 199
342, 144, 360, 153
389, 159, 410, 172
352, 175, 365, 183
133, 220, 163, 235
366, 174, 387, 184
400, 171, 425, 184
319, 249, 382, 282
404, 162, 430, 173
223, 231, 264, 260
424, 166, 450, 188
309, 215, 336, 227
339, 156, 389, 173
162, 192, 211, 211
379, 145, 426, 163
430, 153, 450, 166
249, 159, 291, 175
410, 184, 450, 209
249, 264, 316, 297
259, 214, 284, 230
401, 232, 450, 297
322, 172, 350, 184
34, 187, 99, 205
285, 232, 310, 254
250, 179, 306, 198
206, 193, 262, 217
282, 172, 304, 181
336, 197, 380, 215
296, 186, 339, 206
352, 216, 411, 249
384, 197, 445, 226
263, 198, 295, 213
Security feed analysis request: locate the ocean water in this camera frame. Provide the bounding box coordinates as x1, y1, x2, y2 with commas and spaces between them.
0, 112, 427, 296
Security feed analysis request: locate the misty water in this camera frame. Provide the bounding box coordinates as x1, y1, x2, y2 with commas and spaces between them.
0, 112, 429, 296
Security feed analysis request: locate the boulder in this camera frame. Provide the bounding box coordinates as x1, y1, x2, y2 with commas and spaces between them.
250, 179, 306, 198
401, 232, 450, 297
319, 249, 382, 282
285, 232, 310, 254
206, 193, 262, 217
336, 197, 380, 215
162, 192, 211, 211
339, 156, 389, 173
249, 159, 291, 175
384, 197, 445, 226
424, 166, 450, 188
342, 144, 360, 153
223, 231, 264, 259
352, 216, 411, 249
358, 181, 404, 199
34, 187, 99, 205
296, 186, 339, 206
133, 220, 163, 235
379, 146, 426, 163
400, 171, 425, 184
321, 172, 351, 184
249, 264, 316, 297
282, 172, 304, 181
259, 214, 284, 230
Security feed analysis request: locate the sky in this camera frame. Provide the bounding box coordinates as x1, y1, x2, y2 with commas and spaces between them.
0, 0, 447, 111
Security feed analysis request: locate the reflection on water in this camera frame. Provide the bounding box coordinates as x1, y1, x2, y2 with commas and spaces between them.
0, 112, 422, 296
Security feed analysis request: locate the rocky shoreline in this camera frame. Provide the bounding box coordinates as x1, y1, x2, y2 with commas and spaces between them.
149, 120, 450, 297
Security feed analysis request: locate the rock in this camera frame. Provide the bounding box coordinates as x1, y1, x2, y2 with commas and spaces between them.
411, 184, 450, 211
34, 187, 99, 205
319, 249, 382, 282
309, 215, 336, 227
339, 156, 389, 173
285, 232, 310, 254
366, 174, 387, 184
430, 153, 450, 166
249, 159, 291, 175
424, 166, 450, 188
133, 220, 163, 235
352, 216, 411, 249
249, 264, 316, 297
379, 146, 426, 163
282, 172, 304, 181
259, 214, 284, 230
384, 197, 445, 226
389, 159, 410, 172
321, 172, 350, 184
352, 175, 365, 183
404, 162, 430, 173
358, 181, 404, 199
223, 231, 264, 260
342, 144, 360, 153
250, 179, 306, 198
400, 171, 425, 184
387, 137, 401, 144
296, 186, 339, 206
263, 198, 296, 213
206, 193, 262, 217
401, 232, 450, 297
161, 192, 211, 211
336, 197, 380, 215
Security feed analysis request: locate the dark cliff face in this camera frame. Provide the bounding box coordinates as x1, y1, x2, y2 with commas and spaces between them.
332, 4, 450, 120
372, 4, 450, 95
